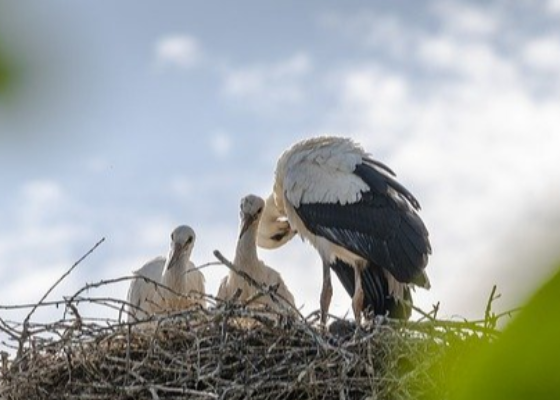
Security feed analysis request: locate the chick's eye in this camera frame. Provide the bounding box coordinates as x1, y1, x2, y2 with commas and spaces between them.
257, 207, 263, 214
186, 237, 193, 244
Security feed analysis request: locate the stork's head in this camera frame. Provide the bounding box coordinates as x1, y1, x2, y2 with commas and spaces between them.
166, 225, 196, 270
257, 193, 297, 249
239, 194, 265, 239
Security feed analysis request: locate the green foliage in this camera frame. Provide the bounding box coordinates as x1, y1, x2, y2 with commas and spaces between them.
0, 44, 18, 98
449, 266, 560, 400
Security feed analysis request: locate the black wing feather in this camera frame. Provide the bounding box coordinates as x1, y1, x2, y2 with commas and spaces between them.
363, 156, 396, 176
357, 163, 421, 210
295, 160, 430, 284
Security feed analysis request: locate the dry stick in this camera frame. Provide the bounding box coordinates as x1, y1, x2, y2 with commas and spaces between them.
150, 384, 219, 399
148, 387, 161, 400
28, 237, 106, 319
1, 298, 88, 311
16, 237, 106, 361
68, 267, 212, 302
409, 302, 437, 323
66, 276, 153, 321
68, 275, 198, 323
406, 300, 501, 336
0, 318, 21, 342
404, 318, 500, 337
405, 285, 514, 337
484, 284, 498, 330
67, 258, 218, 303
2, 280, 138, 316
212, 250, 341, 354
212, 250, 301, 318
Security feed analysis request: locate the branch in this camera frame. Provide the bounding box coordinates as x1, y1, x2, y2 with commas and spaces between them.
212, 250, 301, 318
16, 237, 105, 361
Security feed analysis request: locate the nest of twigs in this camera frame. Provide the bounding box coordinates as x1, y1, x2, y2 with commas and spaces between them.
0, 243, 505, 400
1, 306, 498, 400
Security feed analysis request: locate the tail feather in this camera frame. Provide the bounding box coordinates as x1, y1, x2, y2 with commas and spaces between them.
330, 259, 412, 320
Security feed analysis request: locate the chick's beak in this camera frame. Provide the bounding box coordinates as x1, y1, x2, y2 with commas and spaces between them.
167, 241, 189, 269
166, 245, 180, 270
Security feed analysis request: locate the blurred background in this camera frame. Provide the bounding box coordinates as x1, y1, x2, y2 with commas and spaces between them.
1, 0, 560, 337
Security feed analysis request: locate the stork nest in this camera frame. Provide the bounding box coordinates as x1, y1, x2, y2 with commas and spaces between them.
0, 245, 506, 400
0, 300, 503, 400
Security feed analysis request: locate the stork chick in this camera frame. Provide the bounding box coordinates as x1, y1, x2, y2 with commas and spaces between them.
127, 225, 206, 322
258, 136, 431, 325
217, 195, 296, 310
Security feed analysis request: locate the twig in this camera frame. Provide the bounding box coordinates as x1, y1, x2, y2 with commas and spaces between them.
484, 285, 499, 330
16, 237, 106, 361
26, 237, 106, 322
213, 250, 337, 353
212, 250, 302, 318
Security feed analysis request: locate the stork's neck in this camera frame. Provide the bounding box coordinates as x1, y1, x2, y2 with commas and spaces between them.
234, 222, 259, 270
162, 251, 191, 291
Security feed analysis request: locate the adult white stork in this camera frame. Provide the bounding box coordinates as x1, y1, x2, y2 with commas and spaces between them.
127, 225, 206, 322
217, 194, 296, 310
258, 136, 431, 324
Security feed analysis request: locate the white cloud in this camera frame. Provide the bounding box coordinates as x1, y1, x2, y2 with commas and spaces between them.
547, 0, 560, 14
155, 35, 201, 69
432, 1, 499, 36
11, 180, 86, 238
418, 36, 517, 83
0, 180, 87, 264
320, 11, 416, 58
330, 65, 560, 317
135, 216, 177, 251
85, 156, 112, 174
0, 180, 95, 336
223, 53, 312, 110
327, 6, 513, 86
333, 66, 411, 148
322, 1, 498, 61
209, 132, 232, 158
170, 176, 193, 199
318, 6, 560, 319
21, 179, 63, 206
521, 36, 560, 72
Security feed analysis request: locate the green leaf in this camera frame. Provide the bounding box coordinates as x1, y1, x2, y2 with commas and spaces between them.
451, 266, 560, 400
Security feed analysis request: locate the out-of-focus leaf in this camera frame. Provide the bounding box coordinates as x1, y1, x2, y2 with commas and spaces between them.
0, 44, 18, 98
450, 265, 560, 400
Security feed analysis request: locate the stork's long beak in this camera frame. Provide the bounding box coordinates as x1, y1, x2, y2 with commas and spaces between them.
239, 214, 256, 239
167, 242, 188, 269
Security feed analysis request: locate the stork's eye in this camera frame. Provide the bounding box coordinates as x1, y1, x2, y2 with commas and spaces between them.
171, 233, 175, 241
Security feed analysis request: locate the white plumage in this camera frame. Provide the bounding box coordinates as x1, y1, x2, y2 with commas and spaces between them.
127, 225, 206, 322
217, 194, 296, 310
258, 136, 431, 324
257, 193, 297, 249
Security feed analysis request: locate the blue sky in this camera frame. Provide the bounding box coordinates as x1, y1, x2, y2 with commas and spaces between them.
1, 0, 560, 343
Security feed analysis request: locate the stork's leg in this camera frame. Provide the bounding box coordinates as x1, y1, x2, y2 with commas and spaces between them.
352, 265, 365, 327
320, 260, 333, 325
